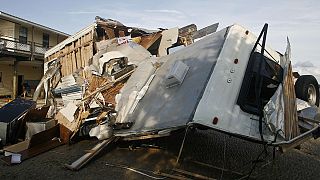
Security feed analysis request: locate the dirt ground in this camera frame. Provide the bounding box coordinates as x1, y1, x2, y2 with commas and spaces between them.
1, 128, 320, 180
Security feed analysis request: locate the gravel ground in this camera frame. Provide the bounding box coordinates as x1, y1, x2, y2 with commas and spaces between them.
1, 128, 320, 180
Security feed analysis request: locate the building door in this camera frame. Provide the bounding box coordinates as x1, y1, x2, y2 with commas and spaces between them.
18, 75, 24, 96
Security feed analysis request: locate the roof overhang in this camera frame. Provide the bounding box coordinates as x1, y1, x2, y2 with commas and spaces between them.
0, 11, 69, 37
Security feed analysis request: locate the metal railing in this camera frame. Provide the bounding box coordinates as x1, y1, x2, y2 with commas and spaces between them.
0, 36, 52, 57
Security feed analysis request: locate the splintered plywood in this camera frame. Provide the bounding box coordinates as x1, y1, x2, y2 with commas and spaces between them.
46, 31, 94, 77
105, 27, 115, 39
86, 75, 124, 105
283, 62, 299, 140
101, 82, 124, 105
139, 33, 162, 49
87, 75, 109, 93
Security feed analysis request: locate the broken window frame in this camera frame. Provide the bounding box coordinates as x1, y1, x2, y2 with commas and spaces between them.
237, 24, 283, 116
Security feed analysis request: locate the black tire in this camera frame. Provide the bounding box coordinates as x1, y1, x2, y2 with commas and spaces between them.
295, 75, 319, 106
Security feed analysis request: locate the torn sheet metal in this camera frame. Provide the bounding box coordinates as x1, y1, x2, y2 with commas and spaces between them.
299, 106, 320, 121
115, 27, 227, 136
54, 75, 83, 105
24, 106, 54, 140
106, 42, 152, 65
33, 61, 61, 102
92, 40, 152, 76
296, 98, 311, 111
193, 23, 219, 40
26, 119, 56, 140
98, 51, 127, 74
263, 85, 285, 138
158, 27, 179, 56
115, 59, 157, 124
117, 74, 156, 125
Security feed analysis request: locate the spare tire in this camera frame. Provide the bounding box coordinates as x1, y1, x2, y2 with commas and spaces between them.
295, 75, 319, 106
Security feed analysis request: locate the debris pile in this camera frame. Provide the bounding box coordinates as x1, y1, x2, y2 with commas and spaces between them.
0, 17, 219, 166
39, 17, 220, 143
1, 16, 320, 179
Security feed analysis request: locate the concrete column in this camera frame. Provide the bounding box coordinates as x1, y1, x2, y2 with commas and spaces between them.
12, 61, 18, 98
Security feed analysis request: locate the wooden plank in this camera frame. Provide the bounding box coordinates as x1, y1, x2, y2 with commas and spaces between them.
68, 44, 72, 75
283, 62, 299, 140
62, 46, 67, 76
72, 51, 77, 72
1, 139, 64, 165
71, 42, 76, 71
1, 125, 63, 165
65, 53, 69, 76
81, 36, 86, 69
85, 44, 91, 67
139, 33, 162, 49
88, 42, 93, 65
75, 39, 81, 69
65, 136, 119, 171
105, 27, 115, 39
61, 48, 66, 76
68, 51, 72, 75
82, 45, 87, 68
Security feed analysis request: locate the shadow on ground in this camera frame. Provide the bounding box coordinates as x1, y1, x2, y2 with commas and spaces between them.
1, 128, 320, 180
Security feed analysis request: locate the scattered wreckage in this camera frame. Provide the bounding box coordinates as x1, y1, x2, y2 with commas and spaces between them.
1, 17, 320, 174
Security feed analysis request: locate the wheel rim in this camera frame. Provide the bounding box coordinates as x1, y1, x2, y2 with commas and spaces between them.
307, 84, 317, 105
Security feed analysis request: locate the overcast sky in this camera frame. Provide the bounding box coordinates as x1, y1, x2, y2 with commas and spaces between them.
2, 0, 320, 66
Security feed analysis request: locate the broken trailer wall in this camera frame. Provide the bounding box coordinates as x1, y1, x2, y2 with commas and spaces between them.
44, 18, 134, 77
115, 26, 228, 136
45, 24, 96, 77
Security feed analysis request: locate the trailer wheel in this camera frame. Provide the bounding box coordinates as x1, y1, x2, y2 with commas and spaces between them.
295, 75, 319, 106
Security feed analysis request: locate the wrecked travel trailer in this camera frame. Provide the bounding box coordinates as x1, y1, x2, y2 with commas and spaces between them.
2, 17, 320, 171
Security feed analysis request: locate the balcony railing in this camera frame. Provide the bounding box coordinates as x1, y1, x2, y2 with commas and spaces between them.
0, 36, 52, 57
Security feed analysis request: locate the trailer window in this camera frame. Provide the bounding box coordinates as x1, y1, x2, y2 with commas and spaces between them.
237, 52, 283, 115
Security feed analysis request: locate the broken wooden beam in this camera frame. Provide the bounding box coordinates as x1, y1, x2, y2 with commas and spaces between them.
65, 136, 119, 171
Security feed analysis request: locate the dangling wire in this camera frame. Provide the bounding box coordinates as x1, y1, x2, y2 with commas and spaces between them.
176, 124, 192, 165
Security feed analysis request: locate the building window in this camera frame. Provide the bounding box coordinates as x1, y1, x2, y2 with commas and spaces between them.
19, 27, 28, 44
43, 33, 49, 48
